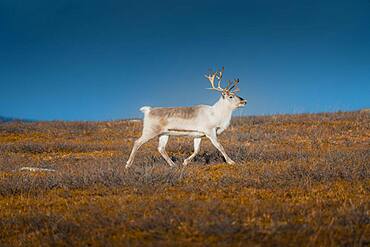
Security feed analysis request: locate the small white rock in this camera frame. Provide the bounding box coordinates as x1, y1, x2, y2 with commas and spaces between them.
19, 167, 56, 172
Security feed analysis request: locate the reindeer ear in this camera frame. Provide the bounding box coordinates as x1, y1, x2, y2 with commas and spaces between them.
221, 90, 229, 99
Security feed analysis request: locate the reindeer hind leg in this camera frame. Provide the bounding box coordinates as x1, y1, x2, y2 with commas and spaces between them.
183, 137, 202, 166
126, 130, 157, 168
158, 135, 176, 167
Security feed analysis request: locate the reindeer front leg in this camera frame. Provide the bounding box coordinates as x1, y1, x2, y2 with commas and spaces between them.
206, 129, 235, 165
216, 127, 225, 135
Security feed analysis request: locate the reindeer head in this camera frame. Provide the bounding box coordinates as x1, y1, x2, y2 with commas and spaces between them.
205, 67, 247, 109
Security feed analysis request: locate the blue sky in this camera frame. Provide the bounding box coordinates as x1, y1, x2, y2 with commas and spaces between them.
1, 0, 369, 120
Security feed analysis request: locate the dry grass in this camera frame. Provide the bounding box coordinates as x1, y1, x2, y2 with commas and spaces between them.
0, 111, 369, 246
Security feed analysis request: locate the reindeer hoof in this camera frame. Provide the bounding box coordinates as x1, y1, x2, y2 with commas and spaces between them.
227, 160, 236, 165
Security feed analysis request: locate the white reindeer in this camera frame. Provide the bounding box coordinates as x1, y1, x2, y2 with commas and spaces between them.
126, 67, 247, 168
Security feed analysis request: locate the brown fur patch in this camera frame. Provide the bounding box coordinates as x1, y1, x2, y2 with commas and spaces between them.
149, 106, 201, 120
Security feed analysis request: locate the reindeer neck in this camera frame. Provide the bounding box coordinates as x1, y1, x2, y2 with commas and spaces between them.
212, 96, 233, 121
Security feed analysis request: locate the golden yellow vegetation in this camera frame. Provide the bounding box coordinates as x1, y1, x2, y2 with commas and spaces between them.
0, 111, 369, 246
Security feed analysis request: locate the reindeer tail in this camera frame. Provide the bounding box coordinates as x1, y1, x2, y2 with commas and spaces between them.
139, 106, 151, 114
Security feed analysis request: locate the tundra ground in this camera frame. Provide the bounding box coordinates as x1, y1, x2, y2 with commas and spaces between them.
0, 111, 369, 246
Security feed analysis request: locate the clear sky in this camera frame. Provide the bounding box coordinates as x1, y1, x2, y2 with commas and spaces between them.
1, 0, 369, 121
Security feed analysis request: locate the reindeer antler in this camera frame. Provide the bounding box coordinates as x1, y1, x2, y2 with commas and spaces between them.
205, 68, 224, 92
216, 66, 224, 89
205, 67, 240, 94
229, 78, 240, 93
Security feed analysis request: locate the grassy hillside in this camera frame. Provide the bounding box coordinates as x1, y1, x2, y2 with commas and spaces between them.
0, 111, 369, 246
